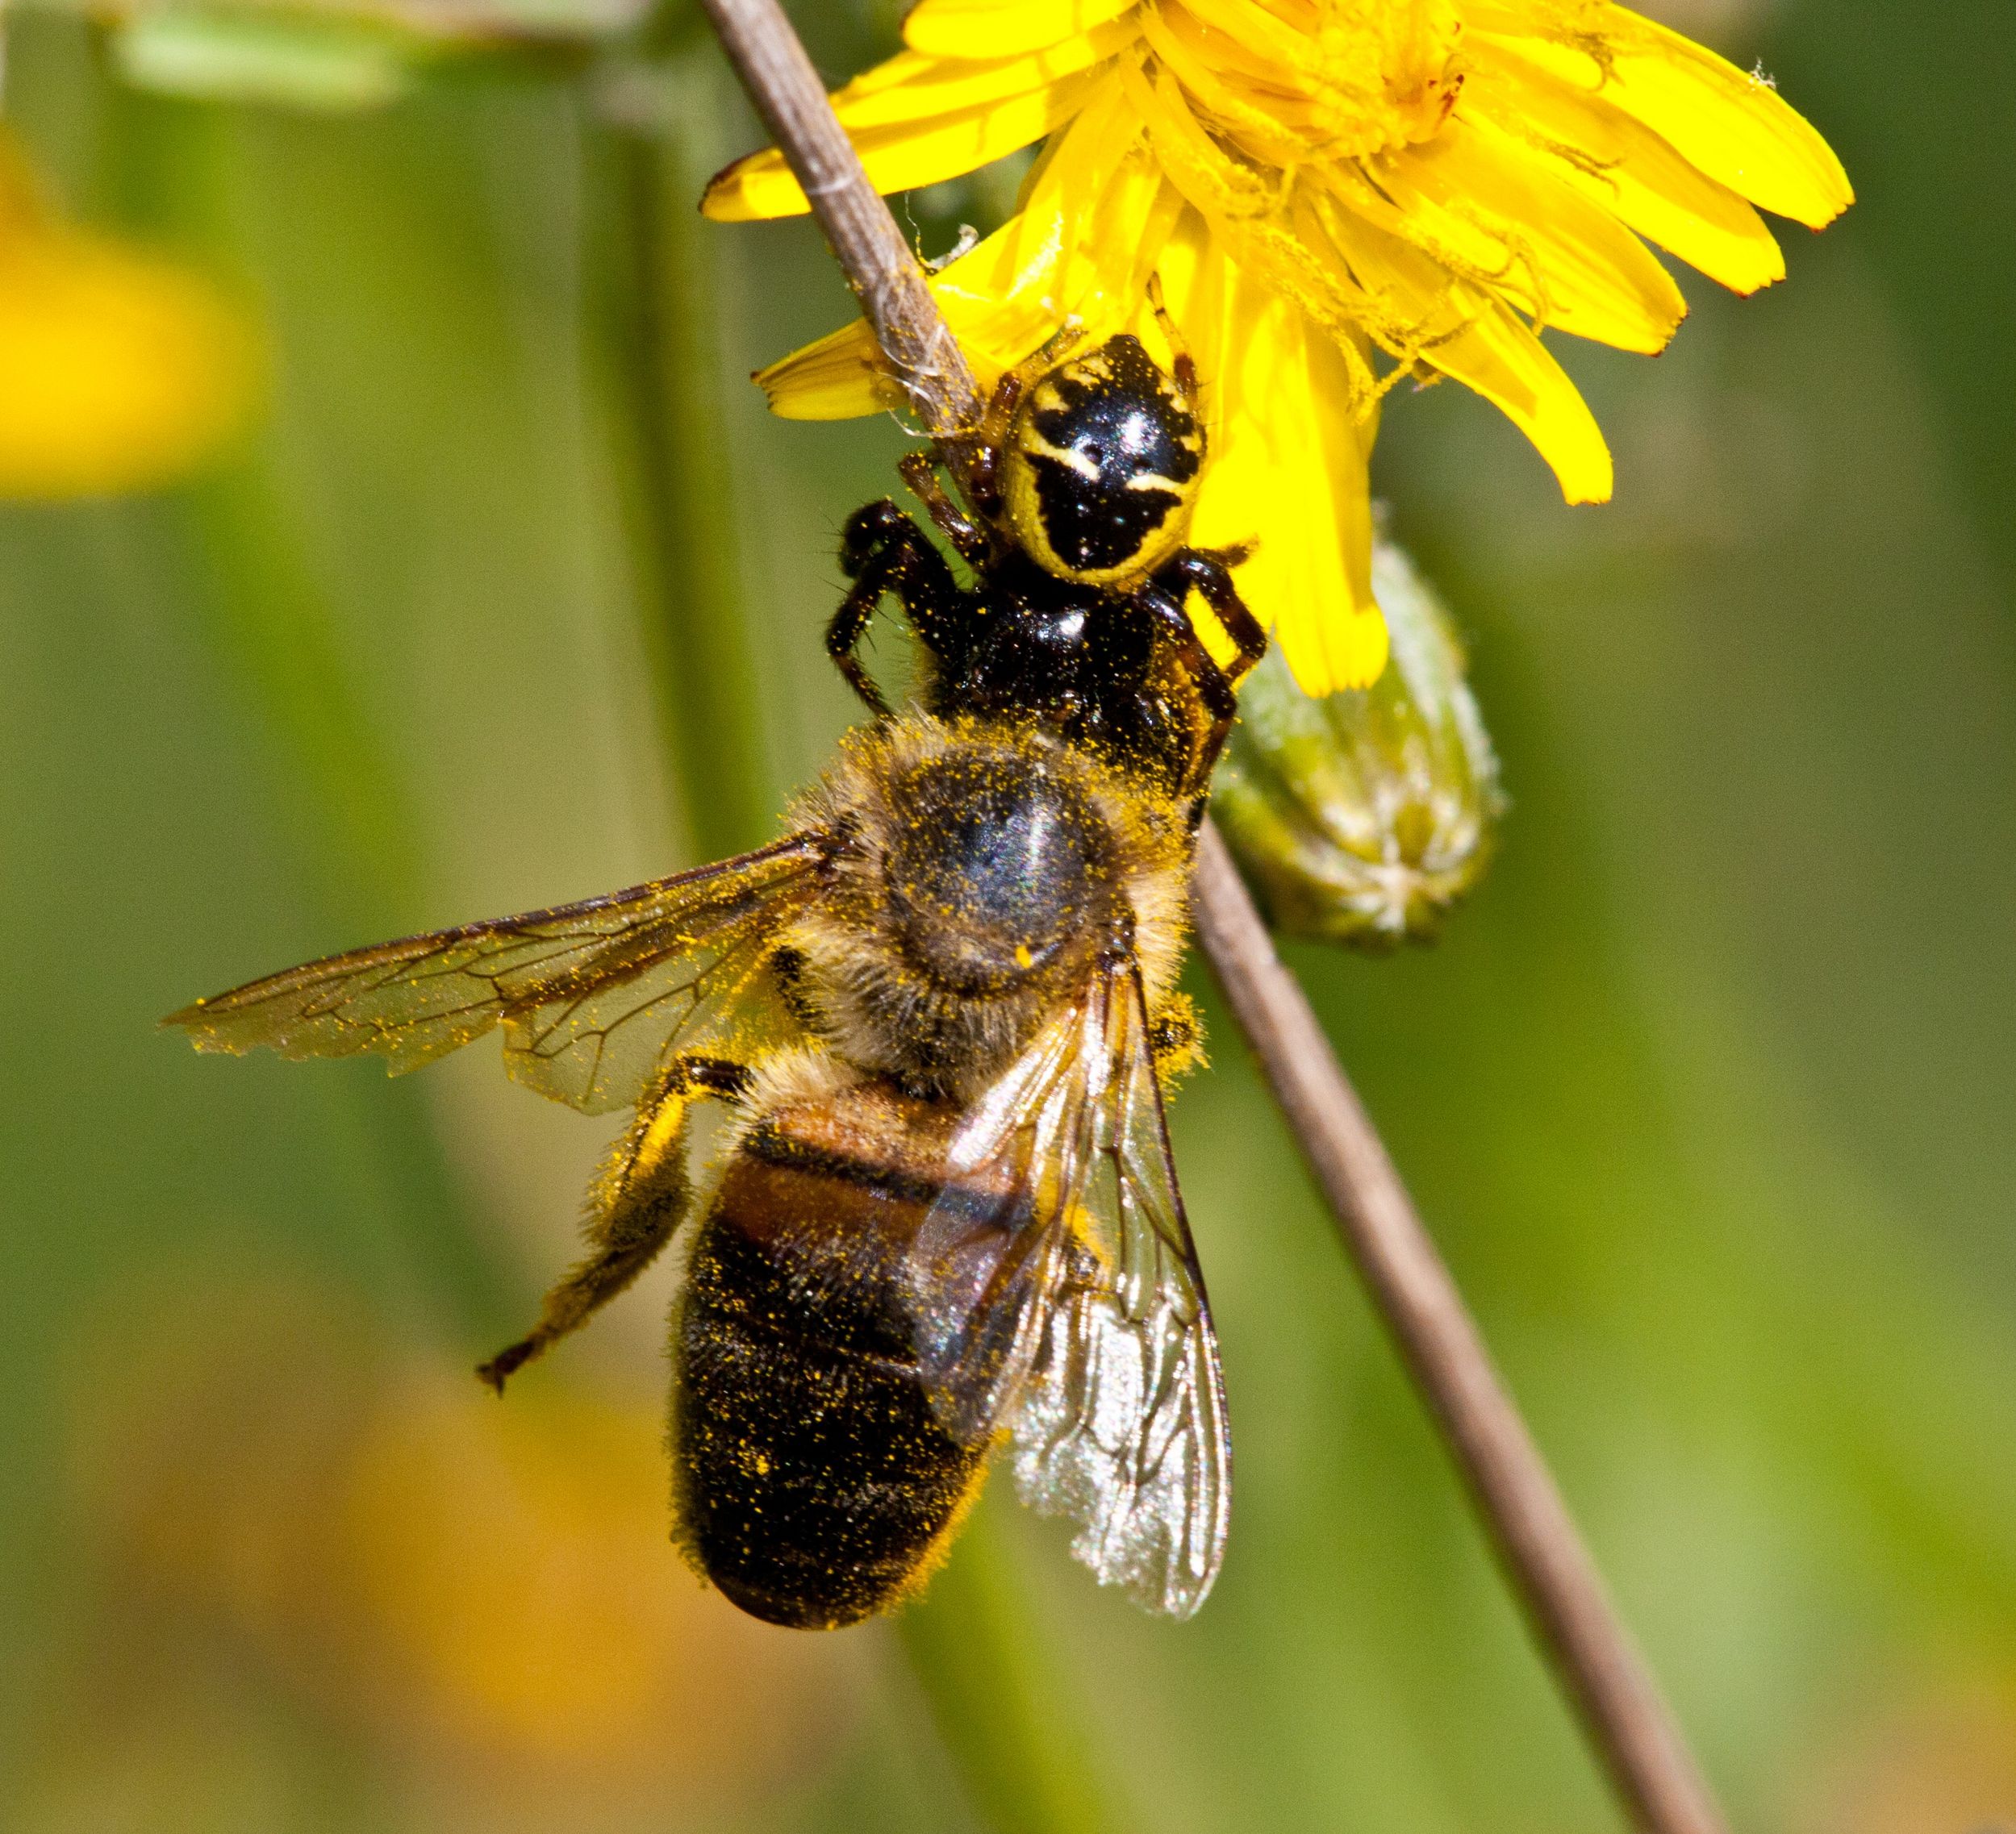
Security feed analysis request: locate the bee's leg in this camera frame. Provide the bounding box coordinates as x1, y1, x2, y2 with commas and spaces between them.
1162, 547, 1266, 683
476, 1055, 751, 1393
1146, 995, 1204, 1084
767, 944, 820, 1031
833, 501, 964, 715
897, 452, 988, 567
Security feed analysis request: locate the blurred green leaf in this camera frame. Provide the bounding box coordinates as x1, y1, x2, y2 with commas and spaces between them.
111, 9, 424, 111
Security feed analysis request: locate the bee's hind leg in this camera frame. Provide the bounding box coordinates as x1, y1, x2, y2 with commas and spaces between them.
476, 1056, 751, 1392
1146, 995, 1205, 1086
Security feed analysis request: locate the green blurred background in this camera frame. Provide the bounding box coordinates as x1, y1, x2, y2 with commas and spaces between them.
5, 1, 2014, 1828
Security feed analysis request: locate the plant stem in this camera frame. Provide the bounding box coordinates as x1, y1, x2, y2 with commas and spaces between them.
1188, 823, 1727, 1834
694, 0, 980, 433
688, 3, 1734, 1832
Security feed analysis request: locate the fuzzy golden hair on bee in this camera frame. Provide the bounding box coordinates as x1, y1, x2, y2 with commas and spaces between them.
1148, 991, 1208, 1090
728, 1042, 859, 1136
780, 712, 1192, 1102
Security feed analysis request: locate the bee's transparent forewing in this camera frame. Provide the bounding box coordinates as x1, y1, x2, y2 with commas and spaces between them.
165, 835, 829, 1113
903, 1005, 1094, 1447
1008, 963, 1229, 1618
908, 962, 1230, 1617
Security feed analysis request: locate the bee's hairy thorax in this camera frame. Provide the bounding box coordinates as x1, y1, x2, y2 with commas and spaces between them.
782, 714, 1192, 1103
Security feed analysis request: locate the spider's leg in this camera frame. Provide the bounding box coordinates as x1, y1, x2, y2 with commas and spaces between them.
898, 452, 988, 566
833, 499, 970, 710
1146, 272, 1200, 401
1137, 579, 1242, 795
965, 322, 1084, 516
1163, 546, 1266, 682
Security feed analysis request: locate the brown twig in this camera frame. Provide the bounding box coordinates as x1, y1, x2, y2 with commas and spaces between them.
698, 0, 982, 433
693, 4, 1730, 1831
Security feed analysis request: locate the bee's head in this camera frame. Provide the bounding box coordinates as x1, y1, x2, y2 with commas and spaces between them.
1000, 334, 1204, 590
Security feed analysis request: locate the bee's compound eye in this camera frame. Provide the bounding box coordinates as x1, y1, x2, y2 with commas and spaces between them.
1004, 334, 1204, 587
886, 753, 1116, 995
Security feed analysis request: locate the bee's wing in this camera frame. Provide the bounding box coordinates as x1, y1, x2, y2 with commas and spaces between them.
909, 960, 1230, 1619
164, 835, 831, 1114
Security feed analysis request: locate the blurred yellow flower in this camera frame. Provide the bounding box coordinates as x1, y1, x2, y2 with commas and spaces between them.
65, 1273, 851, 1819
0, 134, 257, 499
706, 0, 1851, 693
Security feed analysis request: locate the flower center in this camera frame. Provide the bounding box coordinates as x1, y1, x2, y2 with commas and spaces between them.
1165, 0, 1466, 164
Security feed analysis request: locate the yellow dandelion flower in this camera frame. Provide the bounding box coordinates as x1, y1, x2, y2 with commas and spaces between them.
0, 134, 257, 500
704, 0, 1850, 692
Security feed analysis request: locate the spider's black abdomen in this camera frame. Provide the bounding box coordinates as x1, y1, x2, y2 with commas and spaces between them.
1022, 382, 1199, 577
1004, 333, 1205, 587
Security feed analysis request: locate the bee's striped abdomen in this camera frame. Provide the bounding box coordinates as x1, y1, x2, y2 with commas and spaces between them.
673, 1081, 1004, 1629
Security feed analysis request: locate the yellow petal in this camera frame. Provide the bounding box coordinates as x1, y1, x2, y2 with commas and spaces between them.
1263, 331, 1388, 694
1171, 0, 1319, 80
1128, 56, 1380, 391
1072, 155, 1187, 332
1317, 198, 1612, 504
1137, 2, 1309, 168
928, 76, 1157, 361
904, 0, 1139, 58
1605, 9, 1851, 228
828, 23, 1134, 127
758, 81, 1160, 417
1427, 291, 1613, 504
1462, 35, 1786, 295
1158, 219, 1387, 694
703, 67, 1103, 222
753, 320, 906, 420
755, 235, 1046, 419
1478, 15, 1851, 230
1376, 116, 1686, 354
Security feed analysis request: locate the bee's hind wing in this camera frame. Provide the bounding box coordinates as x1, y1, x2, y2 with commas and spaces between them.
908, 960, 1230, 1619
1009, 960, 1230, 1619
164, 833, 832, 1114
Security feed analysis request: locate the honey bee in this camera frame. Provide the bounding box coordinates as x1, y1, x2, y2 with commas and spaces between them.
166, 333, 1260, 1630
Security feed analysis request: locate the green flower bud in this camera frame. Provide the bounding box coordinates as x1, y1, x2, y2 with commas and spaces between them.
1212, 535, 1505, 948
